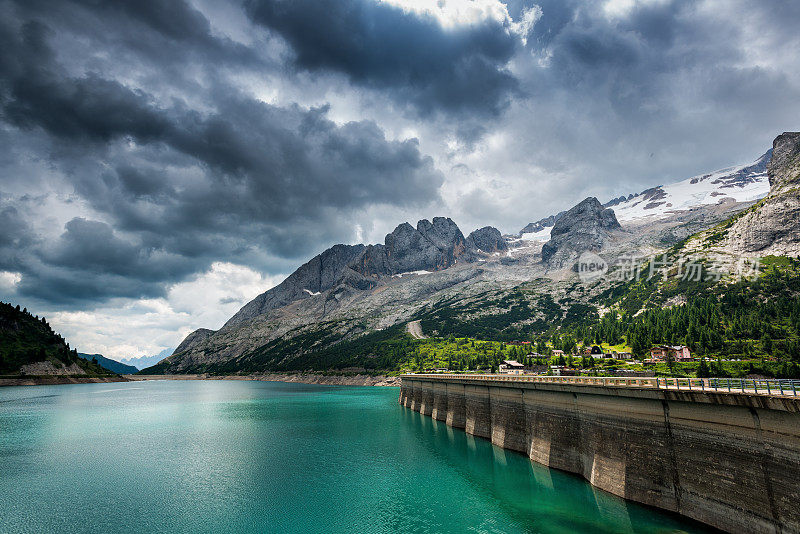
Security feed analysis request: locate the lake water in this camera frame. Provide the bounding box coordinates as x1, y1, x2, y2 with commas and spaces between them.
0, 380, 710, 533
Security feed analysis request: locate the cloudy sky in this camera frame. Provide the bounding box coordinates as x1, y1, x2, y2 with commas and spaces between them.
1, 0, 798, 360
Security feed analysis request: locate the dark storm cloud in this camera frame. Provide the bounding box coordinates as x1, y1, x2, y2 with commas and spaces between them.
0, 207, 30, 249
15, 218, 197, 303
0, 5, 444, 306
520, 0, 795, 117
244, 0, 520, 117
5, 0, 260, 71
2, 0, 800, 311
43, 218, 182, 280
465, 0, 800, 238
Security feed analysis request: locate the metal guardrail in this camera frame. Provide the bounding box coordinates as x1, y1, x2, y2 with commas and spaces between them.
402, 373, 800, 397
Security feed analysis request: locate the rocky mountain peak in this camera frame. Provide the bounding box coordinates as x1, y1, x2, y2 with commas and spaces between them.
222, 243, 366, 329
467, 226, 508, 253
767, 132, 800, 191
217, 216, 476, 336
541, 197, 621, 267
417, 217, 464, 251
549, 197, 621, 237
382, 217, 470, 273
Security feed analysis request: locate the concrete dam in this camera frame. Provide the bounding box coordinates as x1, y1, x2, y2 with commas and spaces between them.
399, 374, 800, 534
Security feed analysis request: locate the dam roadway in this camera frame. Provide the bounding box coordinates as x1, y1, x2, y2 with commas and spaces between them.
399, 374, 800, 534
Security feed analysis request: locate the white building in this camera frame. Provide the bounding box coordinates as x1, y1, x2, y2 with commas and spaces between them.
499, 360, 525, 374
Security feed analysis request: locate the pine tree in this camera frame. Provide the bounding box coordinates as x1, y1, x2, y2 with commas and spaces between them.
697, 358, 711, 378
762, 334, 773, 355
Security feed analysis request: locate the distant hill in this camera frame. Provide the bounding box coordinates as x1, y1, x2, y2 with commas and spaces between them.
0, 302, 113, 377
79, 353, 138, 374
119, 349, 172, 371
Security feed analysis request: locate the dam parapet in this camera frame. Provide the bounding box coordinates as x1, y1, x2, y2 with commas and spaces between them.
399, 374, 800, 534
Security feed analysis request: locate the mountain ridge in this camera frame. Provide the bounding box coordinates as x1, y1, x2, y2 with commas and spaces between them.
516, 149, 772, 243
148, 137, 794, 375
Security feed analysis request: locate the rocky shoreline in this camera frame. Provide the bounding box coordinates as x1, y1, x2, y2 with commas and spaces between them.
129, 373, 400, 387
0, 376, 129, 387
252, 373, 400, 386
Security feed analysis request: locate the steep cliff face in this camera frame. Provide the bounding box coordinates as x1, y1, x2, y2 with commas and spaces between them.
720, 133, 800, 256
541, 197, 621, 267
341, 217, 476, 282
768, 132, 800, 190
224, 244, 366, 328
357, 217, 474, 276
467, 226, 507, 253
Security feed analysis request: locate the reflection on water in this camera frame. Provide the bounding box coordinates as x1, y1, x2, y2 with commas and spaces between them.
399, 407, 705, 534
0, 381, 709, 534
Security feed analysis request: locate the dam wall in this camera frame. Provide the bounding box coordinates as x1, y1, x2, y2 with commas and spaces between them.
399, 375, 800, 534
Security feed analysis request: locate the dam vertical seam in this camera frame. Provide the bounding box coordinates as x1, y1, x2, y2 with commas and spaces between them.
662, 400, 683, 513
750, 407, 782, 533
572, 392, 586, 476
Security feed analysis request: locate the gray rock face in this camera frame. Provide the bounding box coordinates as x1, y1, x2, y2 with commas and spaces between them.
418, 218, 467, 257
224, 244, 366, 328
541, 197, 621, 267
768, 133, 800, 190
467, 226, 508, 252
724, 195, 800, 254
352, 217, 473, 277
385, 222, 441, 272
345, 244, 389, 280
722, 132, 800, 256
173, 328, 216, 355
214, 218, 474, 333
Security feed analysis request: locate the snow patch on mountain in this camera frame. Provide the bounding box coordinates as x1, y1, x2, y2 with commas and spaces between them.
519, 227, 552, 242
391, 270, 433, 278
608, 151, 771, 223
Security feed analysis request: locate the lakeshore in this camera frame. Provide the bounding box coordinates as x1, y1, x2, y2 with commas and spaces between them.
127, 373, 401, 387
0, 375, 129, 387
0, 371, 401, 388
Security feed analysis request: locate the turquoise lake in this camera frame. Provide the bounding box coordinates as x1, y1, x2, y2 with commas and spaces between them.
0, 380, 711, 533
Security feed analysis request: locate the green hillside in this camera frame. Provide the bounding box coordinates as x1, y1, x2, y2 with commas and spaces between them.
0, 302, 114, 377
